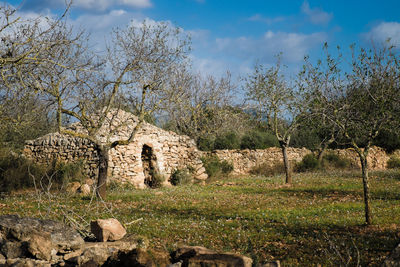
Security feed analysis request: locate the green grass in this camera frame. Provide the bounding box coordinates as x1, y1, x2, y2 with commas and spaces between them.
1, 169, 400, 266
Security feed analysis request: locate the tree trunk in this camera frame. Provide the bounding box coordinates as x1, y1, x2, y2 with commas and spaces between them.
359, 153, 372, 225
57, 96, 62, 133
281, 143, 292, 184
96, 145, 109, 199
317, 143, 328, 163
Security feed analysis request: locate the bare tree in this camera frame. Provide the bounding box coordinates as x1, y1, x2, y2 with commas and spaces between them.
160, 68, 244, 146
303, 43, 400, 224
244, 57, 308, 184
0, 4, 190, 199
59, 20, 190, 199
0, 3, 73, 146
298, 46, 343, 161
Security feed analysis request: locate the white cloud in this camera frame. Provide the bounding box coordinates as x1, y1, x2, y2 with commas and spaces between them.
248, 14, 285, 25
214, 30, 327, 63
363, 22, 400, 47
74, 0, 152, 10
301, 1, 332, 25
20, 0, 151, 12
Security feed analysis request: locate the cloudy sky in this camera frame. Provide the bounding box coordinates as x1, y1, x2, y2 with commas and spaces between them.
4, 0, 400, 78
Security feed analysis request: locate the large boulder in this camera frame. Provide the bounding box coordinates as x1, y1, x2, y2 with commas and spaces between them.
65, 240, 139, 266
0, 215, 84, 260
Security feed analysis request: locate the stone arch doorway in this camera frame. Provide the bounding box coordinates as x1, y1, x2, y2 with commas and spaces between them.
141, 144, 158, 187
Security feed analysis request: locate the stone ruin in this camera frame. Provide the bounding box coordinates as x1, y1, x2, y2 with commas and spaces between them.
23, 109, 208, 188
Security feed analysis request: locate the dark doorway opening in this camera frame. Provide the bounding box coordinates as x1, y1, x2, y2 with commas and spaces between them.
141, 144, 157, 187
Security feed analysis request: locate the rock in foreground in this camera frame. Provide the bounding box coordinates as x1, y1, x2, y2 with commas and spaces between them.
90, 218, 127, 242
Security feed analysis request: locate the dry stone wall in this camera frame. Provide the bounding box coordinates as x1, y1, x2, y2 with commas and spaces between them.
24, 133, 99, 179
207, 146, 390, 175
326, 146, 389, 170
24, 110, 207, 188
207, 147, 311, 175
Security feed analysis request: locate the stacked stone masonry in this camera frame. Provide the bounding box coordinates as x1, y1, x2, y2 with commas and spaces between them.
24, 108, 391, 188
24, 109, 208, 188
207, 146, 389, 175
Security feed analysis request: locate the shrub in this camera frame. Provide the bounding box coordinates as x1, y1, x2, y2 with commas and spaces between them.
387, 156, 400, 169
295, 154, 320, 172
201, 155, 233, 178
150, 172, 166, 188
197, 137, 214, 151
214, 132, 240, 150
240, 130, 278, 149
170, 168, 194, 186
0, 149, 46, 192
322, 152, 352, 169
51, 160, 85, 185
0, 148, 87, 192
250, 162, 285, 177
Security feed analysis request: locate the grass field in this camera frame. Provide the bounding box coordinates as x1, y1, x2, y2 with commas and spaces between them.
1, 169, 400, 266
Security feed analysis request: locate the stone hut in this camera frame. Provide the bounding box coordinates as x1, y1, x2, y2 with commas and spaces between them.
24, 109, 208, 188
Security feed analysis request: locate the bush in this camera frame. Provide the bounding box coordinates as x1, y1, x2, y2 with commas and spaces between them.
51, 160, 85, 185
197, 136, 214, 151
150, 172, 166, 188
295, 154, 320, 172
170, 168, 194, 186
201, 155, 233, 178
387, 156, 400, 169
0, 149, 46, 192
322, 152, 352, 169
240, 130, 278, 149
214, 132, 240, 150
250, 162, 285, 177
0, 148, 87, 192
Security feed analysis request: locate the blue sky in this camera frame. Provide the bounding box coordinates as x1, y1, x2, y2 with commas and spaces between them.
4, 0, 400, 78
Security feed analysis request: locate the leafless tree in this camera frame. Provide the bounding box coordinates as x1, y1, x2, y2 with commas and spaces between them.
60, 20, 191, 199
160, 68, 245, 145
302, 43, 400, 224
244, 57, 308, 184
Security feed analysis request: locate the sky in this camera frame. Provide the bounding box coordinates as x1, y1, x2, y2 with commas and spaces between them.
3, 0, 400, 80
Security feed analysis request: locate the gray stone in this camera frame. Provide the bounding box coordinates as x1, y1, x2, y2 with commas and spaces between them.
66, 240, 138, 266
0, 214, 84, 259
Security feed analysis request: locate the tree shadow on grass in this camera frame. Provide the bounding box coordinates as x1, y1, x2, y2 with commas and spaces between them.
279, 187, 362, 199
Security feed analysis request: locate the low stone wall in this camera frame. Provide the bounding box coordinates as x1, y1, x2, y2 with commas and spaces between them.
207, 147, 311, 175
24, 133, 99, 179
326, 146, 389, 170
207, 146, 390, 175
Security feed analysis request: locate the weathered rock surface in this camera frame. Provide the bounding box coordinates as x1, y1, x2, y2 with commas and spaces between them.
0, 214, 84, 261
79, 184, 91, 196
0, 216, 258, 267
173, 245, 253, 267
104, 248, 171, 267
65, 240, 139, 266
90, 218, 127, 242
